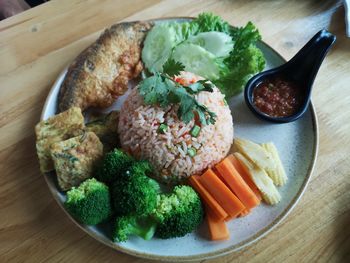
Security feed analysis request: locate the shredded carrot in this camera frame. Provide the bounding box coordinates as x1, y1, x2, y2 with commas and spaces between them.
215, 157, 260, 209
206, 205, 230, 241
227, 154, 262, 201
200, 169, 245, 218
188, 176, 228, 221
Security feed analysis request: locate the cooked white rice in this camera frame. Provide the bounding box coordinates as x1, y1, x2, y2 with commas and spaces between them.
118, 79, 233, 183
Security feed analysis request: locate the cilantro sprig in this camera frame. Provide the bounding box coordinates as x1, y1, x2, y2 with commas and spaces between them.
138, 59, 217, 125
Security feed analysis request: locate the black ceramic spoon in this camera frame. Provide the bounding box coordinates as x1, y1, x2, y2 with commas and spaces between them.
244, 29, 336, 123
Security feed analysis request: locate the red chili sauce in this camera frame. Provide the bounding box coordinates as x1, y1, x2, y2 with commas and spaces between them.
252, 77, 302, 117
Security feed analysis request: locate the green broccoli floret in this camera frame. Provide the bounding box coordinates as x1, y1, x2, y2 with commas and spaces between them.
127, 160, 154, 177
112, 215, 157, 242
64, 178, 112, 225
153, 185, 204, 239
112, 161, 160, 216
95, 148, 134, 184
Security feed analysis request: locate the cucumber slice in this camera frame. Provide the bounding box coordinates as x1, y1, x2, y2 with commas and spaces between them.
142, 24, 177, 72
170, 22, 198, 43
172, 43, 221, 79
187, 31, 233, 57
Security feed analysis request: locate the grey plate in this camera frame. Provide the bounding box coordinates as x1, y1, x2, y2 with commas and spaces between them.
40, 18, 318, 262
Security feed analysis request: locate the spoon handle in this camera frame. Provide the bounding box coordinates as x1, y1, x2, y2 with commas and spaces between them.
345, 0, 350, 37
287, 30, 336, 86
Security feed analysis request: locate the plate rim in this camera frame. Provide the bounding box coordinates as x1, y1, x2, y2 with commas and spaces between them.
40, 17, 319, 262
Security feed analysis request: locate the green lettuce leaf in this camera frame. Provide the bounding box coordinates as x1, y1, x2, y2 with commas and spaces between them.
170, 14, 265, 97
168, 13, 231, 43
216, 21, 265, 97
191, 12, 231, 34
214, 45, 265, 97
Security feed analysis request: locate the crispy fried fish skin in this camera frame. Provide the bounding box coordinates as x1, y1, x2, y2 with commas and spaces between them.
35, 107, 85, 173
50, 132, 103, 191
58, 21, 153, 112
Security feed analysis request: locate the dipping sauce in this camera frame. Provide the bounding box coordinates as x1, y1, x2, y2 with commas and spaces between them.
253, 78, 302, 117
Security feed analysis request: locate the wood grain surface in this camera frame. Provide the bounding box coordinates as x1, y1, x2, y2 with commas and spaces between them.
0, 0, 349, 262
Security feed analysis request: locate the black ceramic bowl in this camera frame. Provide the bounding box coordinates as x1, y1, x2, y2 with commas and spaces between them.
244, 73, 310, 123
244, 29, 336, 123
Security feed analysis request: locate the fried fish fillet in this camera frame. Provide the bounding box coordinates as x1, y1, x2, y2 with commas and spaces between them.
35, 107, 85, 173
58, 21, 153, 112
50, 132, 103, 191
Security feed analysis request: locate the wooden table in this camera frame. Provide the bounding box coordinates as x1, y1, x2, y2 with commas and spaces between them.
1, 0, 349, 262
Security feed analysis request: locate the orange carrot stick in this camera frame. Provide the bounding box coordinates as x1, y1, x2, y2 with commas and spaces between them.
188, 176, 228, 221
224, 215, 237, 222
227, 154, 262, 201
205, 205, 230, 241
216, 158, 260, 209
200, 169, 245, 218
238, 209, 251, 217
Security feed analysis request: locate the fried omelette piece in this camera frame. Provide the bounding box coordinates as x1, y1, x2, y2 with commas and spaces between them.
35, 107, 85, 173
85, 111, 120, 152
58, 21, 153, 112
50, 132, 103, 191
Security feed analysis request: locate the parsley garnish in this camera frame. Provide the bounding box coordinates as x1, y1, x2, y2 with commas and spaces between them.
162, 58, 185, 76
138, 59, 217, 125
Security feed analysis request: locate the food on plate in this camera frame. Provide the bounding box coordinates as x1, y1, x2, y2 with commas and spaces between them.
233, 138, 287, 197
98, 150, 204, 242
35, 107, 85, 173
239, 208, 250, 217
58, 21, 153, 112
139, 64, 217, 125
226, 154, 262, 200
64, 178, 112, 225
199, 169, 245, 218
188, 32, 234, 57
95, 148, 134, 184
35, 107, 85, 140
188, 175, 228, 221
234, 152, 281, 205
252, 77, 302, 117
187, 139, 286, 235
86, 111, 120, 152
112, 185, 203, 242
234, 138, 276, 172
215, 157, 260, 210
205, 205, 230, 241
38, 12, 295, 245
142, 23, 177, 72
261, 143, 288, 186
152, 185, 203, 239
118, 71, 233, 183
172, 43, 222, 80
142, 13, 265, 96
50, 132, 103, 191
112, 161, 159, 216
36, 108, 120, 174
215, 31, 265, 97
113, 214, 157, 242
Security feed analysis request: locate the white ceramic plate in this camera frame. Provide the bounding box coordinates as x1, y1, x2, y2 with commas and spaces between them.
41, 18, 318, 261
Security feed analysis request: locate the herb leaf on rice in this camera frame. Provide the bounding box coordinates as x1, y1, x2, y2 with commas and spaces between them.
138, 59, 217, 125
162, 58, 185, 77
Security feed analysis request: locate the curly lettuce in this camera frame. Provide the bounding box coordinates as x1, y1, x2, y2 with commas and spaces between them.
215, 45, 265, 97
215, 22, 266, 96
173, 13, 265, 97
170, 13, 231, 43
